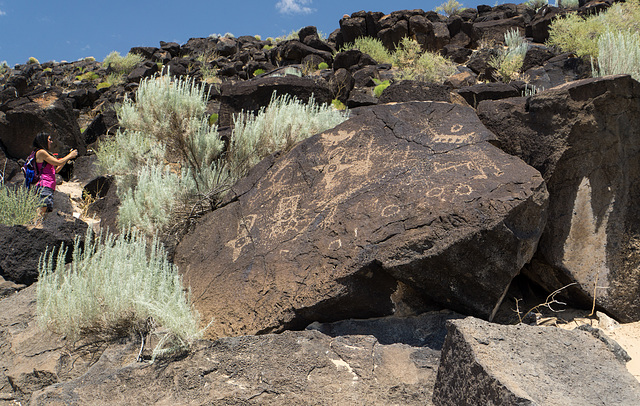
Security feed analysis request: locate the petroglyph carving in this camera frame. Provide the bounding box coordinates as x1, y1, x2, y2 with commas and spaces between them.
271, 195, 301, 237
455, 184, 473, 195
381, 204, 401, 217
225, 214, 258, 262
328, 239, 342, 251
433, 153, 503, 179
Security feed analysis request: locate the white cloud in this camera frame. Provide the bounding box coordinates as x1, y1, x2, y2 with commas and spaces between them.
0, 10, 6, 16
276, 0, 314, 15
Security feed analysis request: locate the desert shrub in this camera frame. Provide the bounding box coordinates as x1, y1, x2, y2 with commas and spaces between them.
373, 79, 390, 98
339, 37, 393, 64
548, 0, 640, 59
318, 62, 329, 70
592, 30, 640, 82
435, 0, 463, 16
117, 73, 223, 166
37, 228, 202, 359
253, 68, 266, 76
526, 0, 548, 11
103, 51, 145, 75
557, 0, 579, 8
75, 71, 99, 81
96, 72, 125, 90
393, 37, 457, 83
0, 185, 42, 226
27, 57, 40, 65
0, 61, 8, 75
117, 164, 187, 234
229, 93, 349, 179
490, 29, 528, 82
97, 73, 225, 233
331, 99, 347, 110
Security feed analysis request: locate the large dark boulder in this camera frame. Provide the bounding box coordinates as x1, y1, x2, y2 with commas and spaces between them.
455, 82, 521, 108
477, 75, 640, 322
432, 317, 640, 405
0, 93, 85, 160
378, 80, 452, 104
0, 213, 88, 285
174, 101, 547, 338
218, 75, 333, 127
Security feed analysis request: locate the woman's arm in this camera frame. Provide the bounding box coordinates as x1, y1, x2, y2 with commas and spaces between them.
36, 149, 78, 172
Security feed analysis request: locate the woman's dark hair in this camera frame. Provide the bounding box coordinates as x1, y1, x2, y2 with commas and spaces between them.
32, 132, 50, 152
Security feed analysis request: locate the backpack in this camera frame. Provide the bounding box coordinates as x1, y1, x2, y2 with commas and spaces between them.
22, 150, 45, 189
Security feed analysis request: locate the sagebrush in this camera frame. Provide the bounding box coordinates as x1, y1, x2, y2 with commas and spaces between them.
37, 228, 203, 360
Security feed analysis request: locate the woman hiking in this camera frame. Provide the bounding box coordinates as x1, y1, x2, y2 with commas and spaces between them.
32, 132, 77, 216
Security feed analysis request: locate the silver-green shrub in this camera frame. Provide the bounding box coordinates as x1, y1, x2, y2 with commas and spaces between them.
102, 51, 145, 75
97, 72, 225, 233
490, 29, 528, 82
0, 185, 42, 226
37, 228, 202, 360
229, 93, 349, 179
592, 30, 640, 82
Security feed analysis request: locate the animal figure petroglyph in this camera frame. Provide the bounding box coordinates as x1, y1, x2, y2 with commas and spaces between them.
225, 214, 258, 262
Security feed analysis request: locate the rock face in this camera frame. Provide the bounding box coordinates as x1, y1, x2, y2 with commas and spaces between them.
0, 212, 87, 285
432, 317, 640, 405
478, 75, 640, 322
30, 330, 440, 406
174, 101, 548, 338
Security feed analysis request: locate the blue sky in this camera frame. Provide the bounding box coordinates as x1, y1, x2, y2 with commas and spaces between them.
0, 0, 489, 67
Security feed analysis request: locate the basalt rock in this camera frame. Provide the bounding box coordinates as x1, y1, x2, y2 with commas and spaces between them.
432, 317, 640, 405
174, 101, 547, 338
218, 75, 333, 127
477, 75, 640, 322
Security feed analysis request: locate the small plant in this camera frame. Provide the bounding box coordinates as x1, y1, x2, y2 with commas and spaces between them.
27, 57, 40, 65
592, 30, 640, 82
490, 29, 528, 82
331, 99, 347, 110
263, 44, 274, 51
526, 0, 548, 11
254, 34, 262, 40
435, 0, 463, 17
209, 113, 219, 126
339, 37, 393, 65
392, 37, 457, 83
75, 71, 99, 81
0, 185, 43, 226
557, 0, 579, 8
373, 78, 390, 98
522, 83, 544, 97
0, 61, 10, 75
103, 51, 145, 75
318, 62, 329, 70
253, 68, 266, 76
37, 228, 204, 360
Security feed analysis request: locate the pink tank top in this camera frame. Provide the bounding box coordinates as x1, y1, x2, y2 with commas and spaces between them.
37, 160, 56, 190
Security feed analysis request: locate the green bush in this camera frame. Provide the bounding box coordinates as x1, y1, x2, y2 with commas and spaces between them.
557, 0, 579, 8
435, 0, 463, 17
37, 228, 203, 360
103, 51, 145, 75
76, 71, 99, 81
592, 30, 640, 82
393, 37, 457, 83
490, 29, 528, 82
229, 93, 349, 179
548, 0, 640, 59
373, 79, 390, 98
253, 68, 266, 76
318, 62, 329, 70
27, 57, 40, 65
0, 185, 42, 226
339, 37, 393, 64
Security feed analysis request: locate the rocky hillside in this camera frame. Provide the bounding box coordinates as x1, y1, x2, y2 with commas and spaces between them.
2, 1, 640, 404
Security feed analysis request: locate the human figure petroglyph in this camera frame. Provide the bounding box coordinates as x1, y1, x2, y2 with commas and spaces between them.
270, 195, 302, 238
225, 214, 258, 262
